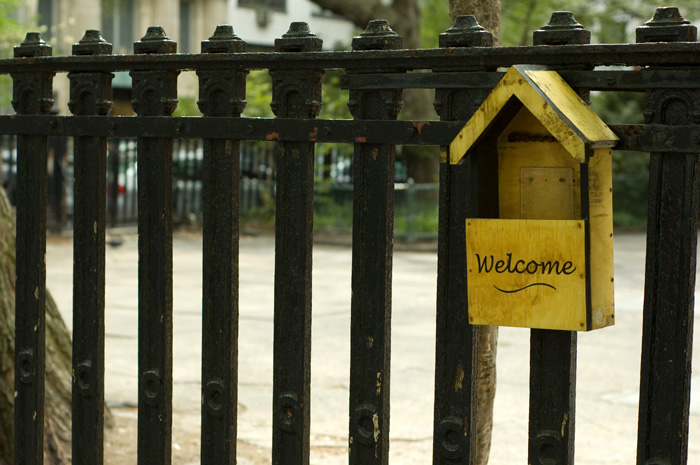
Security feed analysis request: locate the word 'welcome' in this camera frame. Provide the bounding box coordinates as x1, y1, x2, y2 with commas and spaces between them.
475, 253, 577, 275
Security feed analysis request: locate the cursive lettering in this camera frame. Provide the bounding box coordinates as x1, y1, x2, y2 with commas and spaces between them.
474, 253, 576, 275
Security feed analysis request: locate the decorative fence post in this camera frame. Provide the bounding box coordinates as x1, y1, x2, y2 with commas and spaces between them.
527, 12, 591, 465
635, 8, 699, 465
197, 25, 247, 465
11, 32, 54, 465
433, 15, 493, 465
130, 26, 179, 465
269, 22, 322, 465
68, 29, 113, 465
347, 20, 403, 465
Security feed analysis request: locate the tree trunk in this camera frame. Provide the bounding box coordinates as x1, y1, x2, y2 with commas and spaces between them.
0, 186, 74, 464
450, 0, 502, 44
446, 3, 501, 463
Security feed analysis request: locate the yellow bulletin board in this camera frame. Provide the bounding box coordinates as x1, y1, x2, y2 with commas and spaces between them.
466, 218, 589, 331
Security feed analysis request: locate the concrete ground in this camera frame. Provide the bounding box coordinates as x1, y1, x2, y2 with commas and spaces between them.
45, 231, 699, 464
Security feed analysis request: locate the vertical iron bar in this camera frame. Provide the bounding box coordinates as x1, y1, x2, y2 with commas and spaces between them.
526, 14, 591, 465
197, 26, 247, 465
107, 139, 119, 228
636, 9, 699, 465
269, 23, 323, 465
432, 16, 494, 465
68, 30, 113, 465
130, 27, 179, 465
11, 32, 53, 465
347, 21, 402, 465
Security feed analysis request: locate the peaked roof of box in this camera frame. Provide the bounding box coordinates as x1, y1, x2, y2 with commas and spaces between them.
450, 65, 618, 164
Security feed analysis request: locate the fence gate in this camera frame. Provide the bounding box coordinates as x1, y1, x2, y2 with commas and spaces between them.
1, 6, 698, 465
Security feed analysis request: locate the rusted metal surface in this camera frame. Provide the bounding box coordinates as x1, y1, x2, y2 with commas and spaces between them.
3, 116, 700, 153
636, 8, 699, 465
270, 22, 322, 465
347, 20, 403, 465
198, 25, 246, 465
68, 29, 112, 465
432, 14, 492, 465
131, 26, 178, 465
11, 31, 53, 465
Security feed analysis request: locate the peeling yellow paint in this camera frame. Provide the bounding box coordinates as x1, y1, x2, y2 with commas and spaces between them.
367, 336, 374, 348
454, 363, 464, 392
561, 412, 569, 437
376, 372, 382, 395
449, 65, 617, 165
372, 413, 379, 442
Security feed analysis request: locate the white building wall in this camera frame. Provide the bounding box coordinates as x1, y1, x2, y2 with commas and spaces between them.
229, 0, 356, 50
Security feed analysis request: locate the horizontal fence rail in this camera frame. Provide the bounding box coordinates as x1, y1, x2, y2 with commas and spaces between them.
2, 117, 700, 153
3, 42, 700, 74
3, 6, 698, 465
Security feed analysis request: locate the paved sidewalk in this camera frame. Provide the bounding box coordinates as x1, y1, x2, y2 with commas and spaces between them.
45, 231, 699, 464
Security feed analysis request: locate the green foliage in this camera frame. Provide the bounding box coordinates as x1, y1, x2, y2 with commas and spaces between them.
173, 96, 202, 117
318, 71, 351, 120
0, 0, 25, 110
243, 69, 351, 120
500, 0, 700, 46
0, 0, 24, 55
243, 70, 274, 118
419, 0, 450, 48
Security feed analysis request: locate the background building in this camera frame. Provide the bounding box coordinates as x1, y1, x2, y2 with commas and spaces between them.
15, 0, 355, 114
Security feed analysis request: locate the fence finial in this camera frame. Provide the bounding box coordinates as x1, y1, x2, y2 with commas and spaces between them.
636, 7, 697, 42
275, 22, 322, 52
353, 19, 402, 50
439, 15, 493, 47
134, 26, 177, 54
201, 25, 246, 53
73, 30, 112, 56
534, 11, 590, 45
14, 32, 52, 58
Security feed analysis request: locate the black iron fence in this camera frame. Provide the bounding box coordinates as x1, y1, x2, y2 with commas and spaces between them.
1, 6, 698, 465
0, 132, 651, 236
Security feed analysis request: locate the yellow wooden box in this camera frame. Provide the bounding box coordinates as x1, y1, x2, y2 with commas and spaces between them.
450, 65, 617, 331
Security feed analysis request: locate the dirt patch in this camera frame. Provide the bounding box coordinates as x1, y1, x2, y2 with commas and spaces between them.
104, 407, 272, 465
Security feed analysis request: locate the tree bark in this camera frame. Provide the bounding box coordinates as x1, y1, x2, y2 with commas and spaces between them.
0, 186, 76, 464
449, 0, 502, 44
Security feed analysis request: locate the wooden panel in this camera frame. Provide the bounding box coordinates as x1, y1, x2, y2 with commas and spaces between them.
466, 218, 587, 331
497, 109, 582, 220
587, 149, 615, 328
521, 68, 618, 147
520, 167, 574, 219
